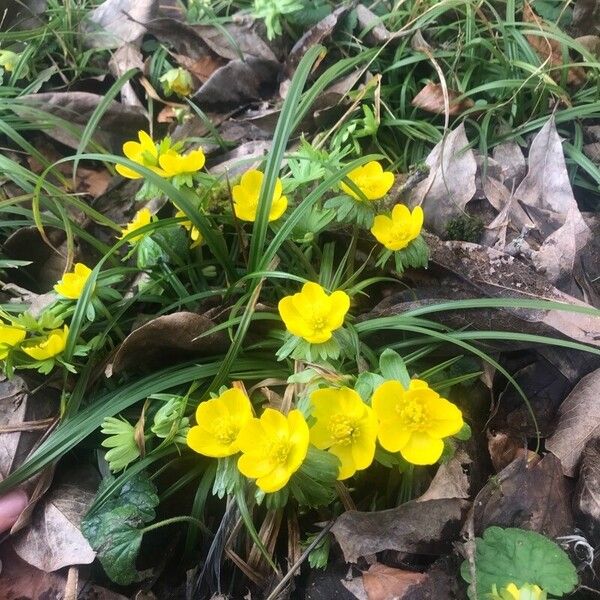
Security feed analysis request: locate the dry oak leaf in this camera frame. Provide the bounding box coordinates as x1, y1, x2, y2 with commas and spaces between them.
547, 368, 600, 476
363, 564, 428, 600
412, 82, 474, 116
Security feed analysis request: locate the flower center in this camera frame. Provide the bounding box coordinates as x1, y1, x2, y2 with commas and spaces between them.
269, 439, 291, 465
213, 418, 238, 445
327, 414, 358, 446
397, 400, 427, 430
389, 229, 410, 244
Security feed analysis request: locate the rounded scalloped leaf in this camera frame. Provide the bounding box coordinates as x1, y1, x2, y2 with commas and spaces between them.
461, 527, 578, 599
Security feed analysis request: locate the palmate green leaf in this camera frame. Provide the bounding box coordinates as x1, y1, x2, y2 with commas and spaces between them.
379, 348, 410, 387
82, 472, 159, 585
461, 527, 577, 599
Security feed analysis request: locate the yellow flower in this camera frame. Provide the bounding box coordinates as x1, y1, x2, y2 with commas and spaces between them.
237, 408, 309, 493
175, 210, 203, 248
158, 148, 205, 177
187, 388, 253, 458
160, 67, 194, 97
21, 325, 68, 361
278, 282, 350, 344
371, 204, 424, 251
372, 379, 463, 465
53, 263, 93, 300
496, 583, 546, 600
115, 131, 166, 180
0, 321, 26, 359
120, 207, 153, 243
340, 161, 395, 201
232, 169, 288, 222
309, 387, 377, 480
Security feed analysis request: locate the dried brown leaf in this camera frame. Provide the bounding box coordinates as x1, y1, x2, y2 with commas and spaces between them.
547, 368, 600, 476
417, 450, 471, 501
575, 438, 600, 543
523, 2, 586, 86
406, 124, 478, 234
332, 499, 470, 563
355, 5, 391, 45
487, 430, 538, 472
362, 564, 427, 600
411, 82, 474, 116
471, 453, 573, 537
0, 377, 28, 479
107, 311, 228, 375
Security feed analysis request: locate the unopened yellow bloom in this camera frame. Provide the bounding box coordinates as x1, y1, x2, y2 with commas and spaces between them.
120, 208, 153, 243
159, 148, 205, 177
0, 50, 19, 72
160, 67, 194, 97
278, 282, 350, 344
54, 263, 93, 300
187, 388, 253, 457
372, 379, 463, 465
0, 321, 26, 359
309, 387, 377, 480
494, 583, 546, 600
237, 408, 309, 493
116, 131, 167, 180
232, 169, 288, 222
175, 210, 203, 248
371, 204, 424, 251
340, 161, 394, 201
21, 325, 68, 361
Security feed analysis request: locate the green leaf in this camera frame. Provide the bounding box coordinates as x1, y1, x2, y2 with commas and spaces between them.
289, 447, 339, 507
455, 422, 472, 441
379, 349, 410, 387
461, 527, 578, 599
82, 472, 159, 585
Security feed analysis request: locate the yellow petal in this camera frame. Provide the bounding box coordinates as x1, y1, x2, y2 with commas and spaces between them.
240, 169, 263, 196
372, 380, 403, 416
237, 453, 274, 478
195, 397, 229, 425
309, 420, 333, 449
0, 324, 26, 350
363, 161, 384, 177
268, 194, 287, 221
370, 214, 393, 242
410, 206, 424, 236
187, 426, 234, 457
259, 408, 289, 439
400, 431, 444, 465
286, 409, 309, 471
325, 290, 350, 331
138, 131, 157, 157
183, 149, 205, 172
158, 153, 183, 176
351, 432, 376, 472
424, 397, 463, 438
278, 296, 312, 339
221, 388, 253, 420
377, 419, 410, 453
256, 465, 291, 493
115, 164, 143, 179
329, 444, 355, 480
391, 203, 411, 225
237, 418, 268, 455
122, 140, 143, 162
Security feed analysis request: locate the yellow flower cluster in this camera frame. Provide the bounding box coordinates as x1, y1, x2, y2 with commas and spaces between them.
371, 204, 424, 251
116, 131, 205, 180
341, 161, 395, 201
54, 263, 93, 300
187, 388, 309, 493
232, 169, 288, 223
187, 377, 463, 491
0, 320, 68, 362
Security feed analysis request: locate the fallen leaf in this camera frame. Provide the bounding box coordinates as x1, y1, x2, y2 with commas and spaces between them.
193, 57, 280, 110
572, 0, 600, 37
0, 377, 28, 479
487, 430, 537, 472
332, 499, 470, 563
417, 449, 471, 501
362, 564, 427, 600
172, 53, 224, 83
406, 124, 478, 235
471, 454, 574, 538
13, 92, 148, 153
107, 311, 228, 375
285, 6, 349, 79
523, 2, 586, 86
209, 140, 272, 177
547, 368, 600, 476
83, 0, 158, 49
355, 5, 391, 45
108, 43, 145, 107
411, 82, 474, 116
575, 438, 600, 544
491, 140, 527, 189
12, 467, 97, 571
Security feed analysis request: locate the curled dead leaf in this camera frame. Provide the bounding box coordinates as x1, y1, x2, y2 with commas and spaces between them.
107, 311, 228, 375
412, 82, 474, 116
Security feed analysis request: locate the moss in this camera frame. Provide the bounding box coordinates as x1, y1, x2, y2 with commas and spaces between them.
445, 214, 484, 243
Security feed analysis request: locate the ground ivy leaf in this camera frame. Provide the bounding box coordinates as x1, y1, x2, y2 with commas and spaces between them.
461, 526, 578, 599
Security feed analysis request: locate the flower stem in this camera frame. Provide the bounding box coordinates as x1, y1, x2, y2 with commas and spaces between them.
142, 515, 209, 535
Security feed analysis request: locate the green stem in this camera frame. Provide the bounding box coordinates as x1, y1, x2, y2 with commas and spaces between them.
142, 515, 208, 535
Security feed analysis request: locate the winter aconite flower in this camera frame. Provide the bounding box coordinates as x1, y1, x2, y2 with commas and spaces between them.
21, 325, 69, 361
116, 131, 166, 180
120, 208, 153, 243
0, 50, 19, 72
340, 161, 394, 201
158, 148, 205, 178
0, 321, 26, 359
187, 388, 253, 458
372, 379, 463, 465
101, 416, 141, 472
54, 263, 93, 300
491, 583, 546, 600
176, 210, 203, 248
160, 67, 194, 97
232, 169, 288, 222
278, 282, 350, 344
371, 204, 424, 251
237, 408, 309, 493
309, 387, 377, 480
